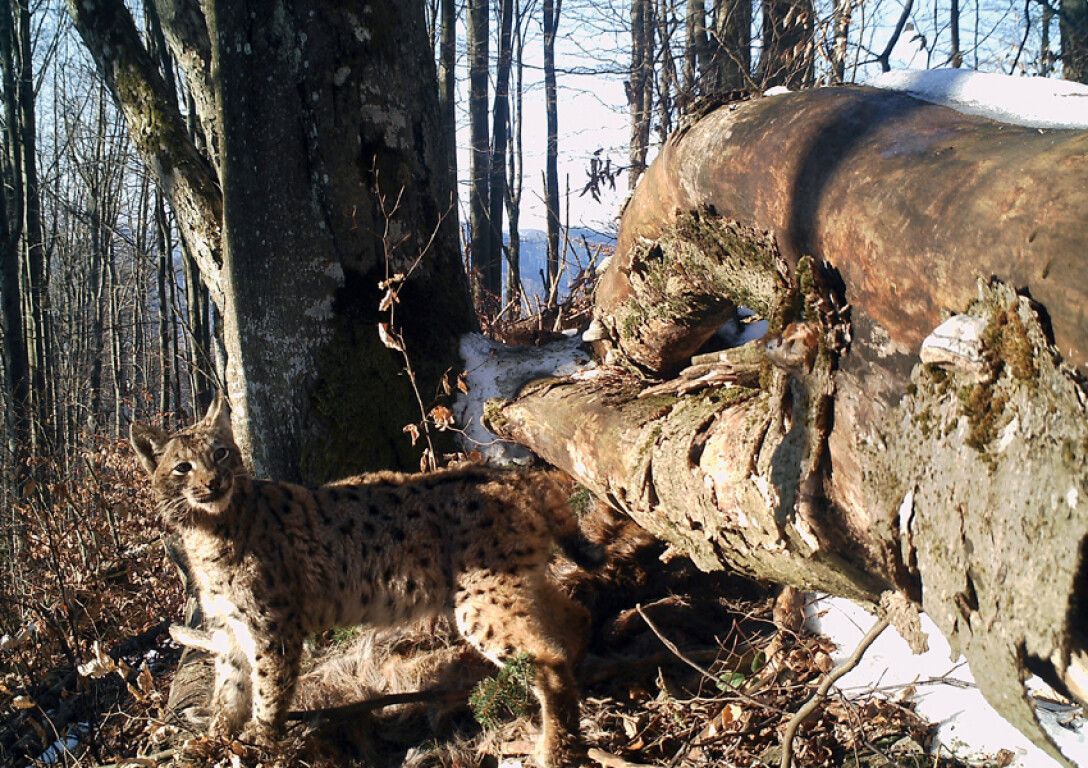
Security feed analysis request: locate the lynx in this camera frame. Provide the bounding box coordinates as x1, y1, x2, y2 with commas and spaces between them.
130, 394, 591, 767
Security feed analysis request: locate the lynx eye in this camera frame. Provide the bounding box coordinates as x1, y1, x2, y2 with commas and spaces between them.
212, 446, 229, 463
172, 462, 192, 475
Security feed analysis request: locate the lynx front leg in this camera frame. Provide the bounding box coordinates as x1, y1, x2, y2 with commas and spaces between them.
206, 627, 251, 738
240, 627, 303, 745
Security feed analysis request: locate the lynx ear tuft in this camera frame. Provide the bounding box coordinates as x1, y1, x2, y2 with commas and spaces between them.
130, 423, 169, 475
201, 391, 233, 436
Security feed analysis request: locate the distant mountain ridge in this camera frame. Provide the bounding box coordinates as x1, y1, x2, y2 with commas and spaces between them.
506, 227, 615, 303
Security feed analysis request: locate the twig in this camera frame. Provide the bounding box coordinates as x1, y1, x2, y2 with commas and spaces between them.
635, 604, 783, 715
671, 588, 804, 767
587, 747, 658, 768
286, 686, 471, 722
93, 747, 175, 768
778, 617, 890, 768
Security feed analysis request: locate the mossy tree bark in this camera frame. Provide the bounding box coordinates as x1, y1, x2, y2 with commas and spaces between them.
490, 87, 1088, 765
68, 0, 475, 481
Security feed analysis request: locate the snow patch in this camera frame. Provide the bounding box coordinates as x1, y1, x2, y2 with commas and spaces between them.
37, 722, 89, 765
807, 595, 1088, 766
866, 69, 1088, 130
715, 307, 768, 348
455, 333, 593, 465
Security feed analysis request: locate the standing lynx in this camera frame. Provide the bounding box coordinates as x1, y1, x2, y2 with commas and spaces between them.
130, 394, 591, 767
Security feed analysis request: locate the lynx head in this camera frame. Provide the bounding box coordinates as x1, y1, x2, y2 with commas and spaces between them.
130, 393, 245, 522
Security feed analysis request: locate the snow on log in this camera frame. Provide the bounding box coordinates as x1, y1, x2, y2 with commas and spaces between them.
490, 83, 1088, 765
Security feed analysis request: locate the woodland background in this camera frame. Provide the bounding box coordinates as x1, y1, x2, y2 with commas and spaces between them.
0, 0, 1085, 765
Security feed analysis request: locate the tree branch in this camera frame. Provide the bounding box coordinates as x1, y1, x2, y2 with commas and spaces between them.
778, 618, 889, 768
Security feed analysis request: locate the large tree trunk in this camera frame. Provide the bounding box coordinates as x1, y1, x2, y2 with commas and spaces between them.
490, 87, 1088, 765
1062, 0, 1088, 82
207, 0, 474, 480
69, 0, 475, 481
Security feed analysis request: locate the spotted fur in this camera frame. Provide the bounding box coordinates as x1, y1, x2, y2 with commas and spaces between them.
130, 395, 588, 767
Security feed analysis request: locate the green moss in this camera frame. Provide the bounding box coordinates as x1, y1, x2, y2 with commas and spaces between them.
328, 626, 361, 646
981, 308, 1038, 382
958, 382, 1010, 455
615, 212, 789, 354
568, 486, 595, 517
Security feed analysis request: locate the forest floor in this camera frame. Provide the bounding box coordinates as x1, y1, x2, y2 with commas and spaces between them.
0, 453, 972, 768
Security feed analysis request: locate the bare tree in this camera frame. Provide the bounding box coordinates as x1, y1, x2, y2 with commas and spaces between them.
543, 0, 562, 306
468, 0, 492, 305
0, 0, 26, 465
710, 0, 752, 91
437, 0, 458, 198
627, 0, 655, 189
487, 0, 515, 302
950, 0, 963, 66
505, 0, 534, 312
684, 0, 709, 100
761, 0, 815, 87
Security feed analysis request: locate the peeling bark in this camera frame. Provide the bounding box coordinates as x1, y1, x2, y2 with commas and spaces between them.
496, 88, 1088, 763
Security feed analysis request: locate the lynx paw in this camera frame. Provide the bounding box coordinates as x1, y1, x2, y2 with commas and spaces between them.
207, 712, 234, 740
238, 720, 278, 749
535, 731, 585, 768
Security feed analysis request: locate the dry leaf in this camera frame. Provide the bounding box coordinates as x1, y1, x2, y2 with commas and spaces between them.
77, 641, 116, 679
378, 287, 399, 312
12, 694, 35, 709
419, 447, 435, 472
378, 272, 406, 290
138, 663, 154, 694
377, 323, 404, 353
457, 371, 470, 394
720, 702, 743, 724
429, 406, 455, 430
403, 423, 421, 446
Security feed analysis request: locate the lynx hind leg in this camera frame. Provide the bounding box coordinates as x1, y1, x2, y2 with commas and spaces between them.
539, 581, 591, 665
208, 630, 252, 738
455, 571, 582, 768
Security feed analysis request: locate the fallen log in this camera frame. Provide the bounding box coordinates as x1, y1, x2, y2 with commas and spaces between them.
489, 85, 1088, 764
